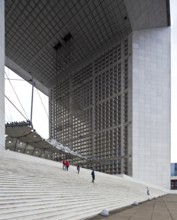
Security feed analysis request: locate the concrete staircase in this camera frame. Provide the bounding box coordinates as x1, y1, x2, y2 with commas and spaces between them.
0, 150, 167, 220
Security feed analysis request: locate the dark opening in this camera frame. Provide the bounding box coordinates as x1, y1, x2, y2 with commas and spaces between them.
53, 41, 62, 51
63, 32, 72, 43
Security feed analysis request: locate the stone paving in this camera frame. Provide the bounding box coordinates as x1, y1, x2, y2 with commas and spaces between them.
89, 194, 177, 220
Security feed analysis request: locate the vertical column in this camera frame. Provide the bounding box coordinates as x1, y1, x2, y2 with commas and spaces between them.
127, 35, 133, 176
132, 28, 171, 188
0, 1, 5, 150
69, 76, 73, 149
92, 63, 95, 163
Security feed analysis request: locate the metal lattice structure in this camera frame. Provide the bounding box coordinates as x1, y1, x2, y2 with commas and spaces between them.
50, 37, 131, 174
4, 0, 171, 187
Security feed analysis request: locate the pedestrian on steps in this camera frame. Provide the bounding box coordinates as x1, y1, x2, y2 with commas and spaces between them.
66, 161, 70, 171
147, 187, 150, 195
91, 169, 95, 183
63, 160, 66, 170
77, 165, 80, 174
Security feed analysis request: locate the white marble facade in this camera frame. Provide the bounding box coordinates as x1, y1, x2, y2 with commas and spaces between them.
131, 28, 171, 188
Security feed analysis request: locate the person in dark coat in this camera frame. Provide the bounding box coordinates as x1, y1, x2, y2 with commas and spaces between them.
91, 169, 95, 183
77, 165, 80, 174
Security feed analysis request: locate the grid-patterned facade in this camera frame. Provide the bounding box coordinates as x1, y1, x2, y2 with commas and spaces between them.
3, 0, 170, 188
50, 36, 132, 175
5, 0, 131, 88
0, 0, 4, 150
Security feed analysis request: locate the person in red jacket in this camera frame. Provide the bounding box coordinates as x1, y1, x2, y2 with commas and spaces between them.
66, 161, 70, 171
63, 160, 66, 170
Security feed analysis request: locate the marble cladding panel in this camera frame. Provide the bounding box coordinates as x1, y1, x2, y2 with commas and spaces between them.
132, 28, 171, 188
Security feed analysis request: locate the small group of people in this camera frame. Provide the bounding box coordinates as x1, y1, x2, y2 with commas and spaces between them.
62, 160, 96, 183
62, 160, 70, 171
62, 160, 151, 192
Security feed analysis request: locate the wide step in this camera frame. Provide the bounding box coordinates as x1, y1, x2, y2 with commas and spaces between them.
0, 150, 167, 220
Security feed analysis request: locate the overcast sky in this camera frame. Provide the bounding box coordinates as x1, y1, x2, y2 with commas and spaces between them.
5, 0, 177, 162
5, 67, 49, 138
